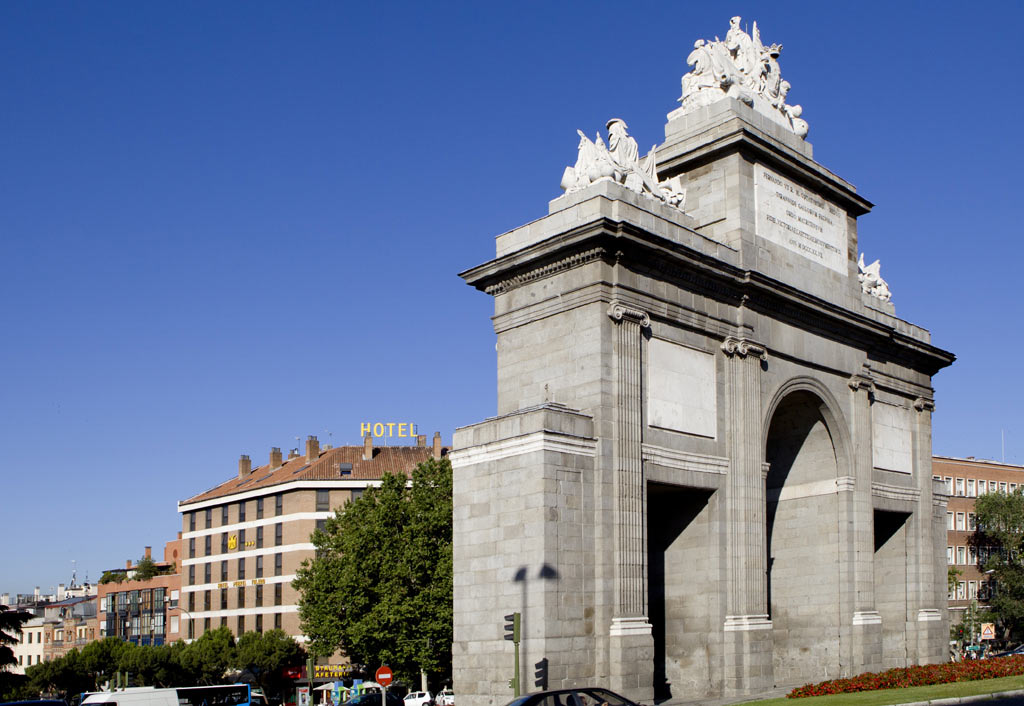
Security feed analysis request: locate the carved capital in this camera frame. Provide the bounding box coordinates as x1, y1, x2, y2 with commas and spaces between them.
914, 397, 936, 413
607, 301, 650, 328
848, 373, 875, 392
721, 336, 768, 362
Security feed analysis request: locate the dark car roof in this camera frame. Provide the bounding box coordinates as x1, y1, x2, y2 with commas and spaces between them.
1, 702, 68, 706
504, 687, 639, 706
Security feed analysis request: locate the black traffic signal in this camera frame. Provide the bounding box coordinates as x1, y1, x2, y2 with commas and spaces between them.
534, 657, 548, 690
503, 612, 521, 642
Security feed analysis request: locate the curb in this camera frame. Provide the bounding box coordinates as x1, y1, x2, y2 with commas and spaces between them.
893, 688, 1024, 706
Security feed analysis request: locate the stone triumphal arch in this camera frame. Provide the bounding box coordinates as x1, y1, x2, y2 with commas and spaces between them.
451, 17, 954, 704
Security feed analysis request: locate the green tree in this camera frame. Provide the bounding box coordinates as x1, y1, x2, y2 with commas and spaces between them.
133, 555, 161, 581
234, 630, 306, 700
179, 626, 236, 685
294, 458, 453, 685
0, 605, 32, 699
975, 489, 1024, 639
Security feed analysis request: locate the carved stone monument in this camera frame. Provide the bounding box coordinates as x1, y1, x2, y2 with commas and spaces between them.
452, 18, 954, 704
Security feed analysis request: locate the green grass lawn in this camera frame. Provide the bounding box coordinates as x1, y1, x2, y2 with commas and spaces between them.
737, 675, 1024, 706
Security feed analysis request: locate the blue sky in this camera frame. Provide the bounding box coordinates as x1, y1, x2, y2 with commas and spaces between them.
1, 1, 1020, 594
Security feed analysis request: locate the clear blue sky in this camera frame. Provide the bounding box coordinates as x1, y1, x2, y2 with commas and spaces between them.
1, 1, 1020, 594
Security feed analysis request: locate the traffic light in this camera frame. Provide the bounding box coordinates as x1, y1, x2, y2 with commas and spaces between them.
534, 658, 548, 691
503, 612, 521, 643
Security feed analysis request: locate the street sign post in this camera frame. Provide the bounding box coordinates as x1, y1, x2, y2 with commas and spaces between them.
375, 665, 393, 706
982, 623, 996, 641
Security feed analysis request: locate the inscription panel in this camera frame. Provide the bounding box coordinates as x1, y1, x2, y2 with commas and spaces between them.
754, 164, 847, 274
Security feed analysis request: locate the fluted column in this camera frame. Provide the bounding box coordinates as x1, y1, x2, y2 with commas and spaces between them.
608, 301, 649, 621
721, 336, 770, 628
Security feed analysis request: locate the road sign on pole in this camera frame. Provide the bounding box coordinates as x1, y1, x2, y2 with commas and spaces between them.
982, 623, 996, 641
375, 665, 394, 686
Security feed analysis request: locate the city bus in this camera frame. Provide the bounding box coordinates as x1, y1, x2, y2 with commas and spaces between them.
82, 684, 266, 706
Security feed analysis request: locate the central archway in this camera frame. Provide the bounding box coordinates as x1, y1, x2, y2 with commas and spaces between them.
764, 386, 847, 686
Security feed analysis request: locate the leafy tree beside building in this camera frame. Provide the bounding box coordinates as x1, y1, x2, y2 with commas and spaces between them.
974, 489, 1024, 639
294, 458, 453, 685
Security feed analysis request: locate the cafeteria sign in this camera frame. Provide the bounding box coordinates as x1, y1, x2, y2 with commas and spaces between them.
982, 623, 996, 641
314, 664, 352, 678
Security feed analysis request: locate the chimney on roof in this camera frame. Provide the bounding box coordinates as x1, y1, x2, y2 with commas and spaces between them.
238, 454, 252, 478
288, 448, 300, 459
364, 433, 373, 461
416, 435, 426, 447
432, 432, 442, 459
144, 546, 151, 559
270, 447, 283, 468
177, 531, 182, 539
126, 560, 131, 569
306, 435, 320, 463
57, 584, 65, 601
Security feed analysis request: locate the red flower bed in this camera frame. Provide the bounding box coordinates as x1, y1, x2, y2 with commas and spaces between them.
788, 655, 1024, 698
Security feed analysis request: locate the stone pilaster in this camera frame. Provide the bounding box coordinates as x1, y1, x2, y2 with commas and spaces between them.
911, 396, 947, 664
846, 371, 882, 674
607, 301, 653, 700
720, 337, 772, 696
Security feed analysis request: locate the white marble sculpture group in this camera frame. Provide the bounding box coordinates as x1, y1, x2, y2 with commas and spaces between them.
679, 16, 808, 138
560, 118, 686, 211
858, 253, 892, 302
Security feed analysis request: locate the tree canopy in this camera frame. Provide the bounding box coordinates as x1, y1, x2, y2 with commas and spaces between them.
974, 489, 1024, 638
294, 457, 453, 686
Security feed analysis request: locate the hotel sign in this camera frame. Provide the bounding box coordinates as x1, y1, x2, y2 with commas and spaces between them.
360, 422, 418, 438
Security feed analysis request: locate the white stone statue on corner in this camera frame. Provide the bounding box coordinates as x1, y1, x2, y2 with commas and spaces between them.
560, 119, 686, 212
858, 253, 892, 302
674, 16, 809, 139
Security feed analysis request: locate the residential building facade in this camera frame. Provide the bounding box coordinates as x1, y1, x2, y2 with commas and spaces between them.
177, 432, 446, 644
935, 456, 1024, 619
41, 596, 97, 662
11, 616, 45, 674
96, 540, 183, 645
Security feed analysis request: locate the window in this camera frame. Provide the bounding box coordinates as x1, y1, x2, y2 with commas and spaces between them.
957, 581, 966, 600
203, 591, 211, 611
239, 502, 246, 522
205, 508, 212, 528
969, 512, 976, 530
969, 581, 978, 599
274, 613, 282, 631
1001, 482, 1009, 494
947, 512, 954, 530
221, 533, 228, 553
275, 553, 283, 576
188, 565, 196, 585
351, 488, 364, 502
316, 489, 330, 511
275, 523, 282, 546
316, 519, 327, 533
257, 498, 264, 519
222, 506, 229, 525
189, 512, 196, 532
255, 585, 263, 607
256, 526, 263, 549
237, 587, 245, 607
944, 477, 953, 494
204, 564, 211, 584
956, 512, 966, 531
188, 593, 195, 612
255, 614, 263, 633
1013, 484, 1019, 493
969, 546, 978, 565
978, 480, 987, 494
957, 546, 966, 565
238, 558, 245, 580
256, 555, 264, 578
204, 535, 212, 556
274, 583, 282, 606
237, 616, 245, 634
947, 546, 953, 564
956, 478, 965, 496
203, 617, 211, 634
221, 560, 228, 581
239, 528, 246, 548
220, 590, 227, 611
220, 616, 227, 628
189, 537, 196, 557
968, 479, 977, 497
275, 494, 283, 516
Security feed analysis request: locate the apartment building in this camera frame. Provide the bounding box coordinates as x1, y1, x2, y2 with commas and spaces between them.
96, 540, 183, 645
934, 455, 1024, 618
177, 432, 446, 642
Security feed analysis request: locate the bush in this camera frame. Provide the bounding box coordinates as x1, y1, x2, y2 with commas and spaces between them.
788, 655, 1024, 698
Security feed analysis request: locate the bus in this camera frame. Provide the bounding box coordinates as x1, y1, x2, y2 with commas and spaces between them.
83, 685, 266, 706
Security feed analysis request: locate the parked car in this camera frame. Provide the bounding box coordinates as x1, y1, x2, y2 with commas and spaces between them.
434, 690, 454, 706
991, 644, 1024, 658
503, 687, 642, 706
403, 693, 432, 706
346, 693, 403, 706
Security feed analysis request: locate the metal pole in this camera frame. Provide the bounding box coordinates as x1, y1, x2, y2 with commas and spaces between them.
513, 640, 520, 697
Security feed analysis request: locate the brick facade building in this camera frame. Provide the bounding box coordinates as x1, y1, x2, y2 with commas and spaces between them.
96, 540, 183, 645
177, 432, 446, 644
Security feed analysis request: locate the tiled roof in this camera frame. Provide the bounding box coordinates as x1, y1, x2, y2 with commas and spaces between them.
181, 444, 446, 506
